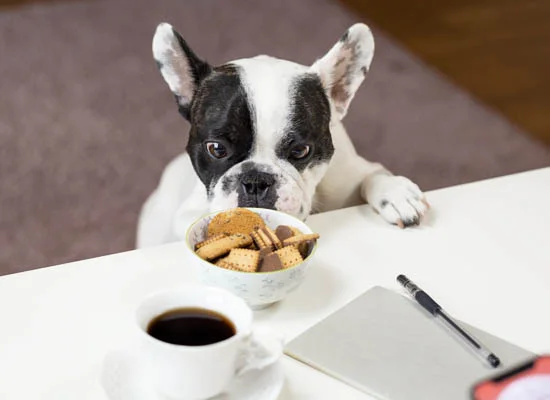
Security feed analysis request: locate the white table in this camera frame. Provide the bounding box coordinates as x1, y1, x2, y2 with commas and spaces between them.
1, 168, 549, 399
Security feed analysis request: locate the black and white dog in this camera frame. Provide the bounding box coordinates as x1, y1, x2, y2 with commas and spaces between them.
137, 22, 429, 248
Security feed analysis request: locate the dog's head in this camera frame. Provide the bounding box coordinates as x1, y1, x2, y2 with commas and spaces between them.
152, 23, 374, 219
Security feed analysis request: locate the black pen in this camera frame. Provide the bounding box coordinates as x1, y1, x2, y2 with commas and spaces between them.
397, 274, 501, 368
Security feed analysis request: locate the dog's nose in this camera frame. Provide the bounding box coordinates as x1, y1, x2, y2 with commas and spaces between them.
240, 171, 275, 200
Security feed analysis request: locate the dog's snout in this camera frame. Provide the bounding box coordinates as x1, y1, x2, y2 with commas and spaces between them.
240, 171, 275, 200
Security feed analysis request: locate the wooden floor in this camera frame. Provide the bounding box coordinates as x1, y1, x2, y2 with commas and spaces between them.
0, 0, 74, 9
339, 0, 550, 145
0, 0, 43, 7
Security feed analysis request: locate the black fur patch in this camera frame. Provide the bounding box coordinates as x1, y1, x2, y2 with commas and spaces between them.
185, 64, 255, 195
340, 30, 349, 42
276, 74, 334, 172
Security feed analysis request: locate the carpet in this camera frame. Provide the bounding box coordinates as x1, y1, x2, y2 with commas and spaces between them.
0, 0, 548, 275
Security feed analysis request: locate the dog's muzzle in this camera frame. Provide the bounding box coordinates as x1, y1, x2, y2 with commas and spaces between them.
237, 170, 278, 208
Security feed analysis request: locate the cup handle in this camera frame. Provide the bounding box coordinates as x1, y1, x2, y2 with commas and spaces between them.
235, 328, 285, 376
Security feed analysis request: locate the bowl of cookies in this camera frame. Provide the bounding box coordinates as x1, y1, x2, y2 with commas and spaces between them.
186, 208, 319, 310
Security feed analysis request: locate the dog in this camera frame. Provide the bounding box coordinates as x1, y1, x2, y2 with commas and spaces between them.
136, 22, 429, 248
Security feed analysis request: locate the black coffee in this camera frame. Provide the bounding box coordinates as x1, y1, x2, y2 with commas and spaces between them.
146, 307, 236, 346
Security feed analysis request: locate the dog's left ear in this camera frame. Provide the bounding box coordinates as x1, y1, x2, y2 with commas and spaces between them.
152, 23, 212, 120
311, 23, 375, 120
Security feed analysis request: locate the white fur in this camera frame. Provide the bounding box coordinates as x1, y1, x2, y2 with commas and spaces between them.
152, 23, 195, 106
136, 23, 428, 248
233, 56, 308, 156
311, 23, 375, 119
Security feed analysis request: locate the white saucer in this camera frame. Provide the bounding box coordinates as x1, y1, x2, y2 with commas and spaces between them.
101, 346, 284, 400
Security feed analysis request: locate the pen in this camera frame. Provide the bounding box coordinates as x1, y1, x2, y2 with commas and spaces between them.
396, 274, 501, 368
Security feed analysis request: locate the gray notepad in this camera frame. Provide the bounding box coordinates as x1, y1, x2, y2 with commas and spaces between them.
285, 286, 533, 400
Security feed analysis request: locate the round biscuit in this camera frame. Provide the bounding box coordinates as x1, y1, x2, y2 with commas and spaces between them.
207, 208, 266, 237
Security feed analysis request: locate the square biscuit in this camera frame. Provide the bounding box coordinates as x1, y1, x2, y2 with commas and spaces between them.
224, 248, 260, 272
196, 233, 252, 261
275, 246, 303, 269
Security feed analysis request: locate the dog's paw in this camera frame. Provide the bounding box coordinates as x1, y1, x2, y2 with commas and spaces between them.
367, 175, 429, 228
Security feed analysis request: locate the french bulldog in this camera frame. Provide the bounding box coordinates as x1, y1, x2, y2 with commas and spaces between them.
136, 22, 429, 248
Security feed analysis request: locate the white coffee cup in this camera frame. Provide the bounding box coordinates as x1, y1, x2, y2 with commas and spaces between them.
135, 285, 280, 400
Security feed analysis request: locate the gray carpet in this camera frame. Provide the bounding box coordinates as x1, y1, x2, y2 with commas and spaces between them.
0, 0, 548, 275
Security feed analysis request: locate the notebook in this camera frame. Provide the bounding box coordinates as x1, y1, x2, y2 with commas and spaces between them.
285, 286, 533, 400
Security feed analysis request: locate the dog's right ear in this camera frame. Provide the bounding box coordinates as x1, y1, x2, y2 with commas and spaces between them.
152, 23, 212, 120
311, 23, 375, 120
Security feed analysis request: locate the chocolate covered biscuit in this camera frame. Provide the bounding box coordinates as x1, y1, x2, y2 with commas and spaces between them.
259, 252, 284, 272
275, 225, 295, 242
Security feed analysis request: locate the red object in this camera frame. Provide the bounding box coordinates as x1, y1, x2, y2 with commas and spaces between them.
472, 355, 550, 399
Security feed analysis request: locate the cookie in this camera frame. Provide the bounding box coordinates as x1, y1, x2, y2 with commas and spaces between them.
215, 258, 242, 272
259, 252, 284, 272
264, 226, 283, 249
196, 233, 253, 261
258, 246, 273, 260
282, 233, 319, 259
275, 246, 303, 269
251, 227, 276, 250
207, 208, 266, 237
256, 247, 274, 271
194, 233, 227, 250
251, 230, 269, 250
215, 257, 231, 267
260, 226, 283, 249
298, 240, 316, 258
275, 225, 295, 242
282, 233, 320, 247
252, 226, 283, 250
224, 248, 260, 272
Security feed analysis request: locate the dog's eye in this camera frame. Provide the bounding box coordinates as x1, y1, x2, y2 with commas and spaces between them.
205, 142, 228, 159
290, 144, 310, 160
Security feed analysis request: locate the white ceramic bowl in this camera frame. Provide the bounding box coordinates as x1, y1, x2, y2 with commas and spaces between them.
185, 208, 317, 310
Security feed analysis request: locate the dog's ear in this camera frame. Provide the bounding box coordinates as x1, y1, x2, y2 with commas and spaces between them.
311, 23, 375, 120
152, 23, 212, 120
